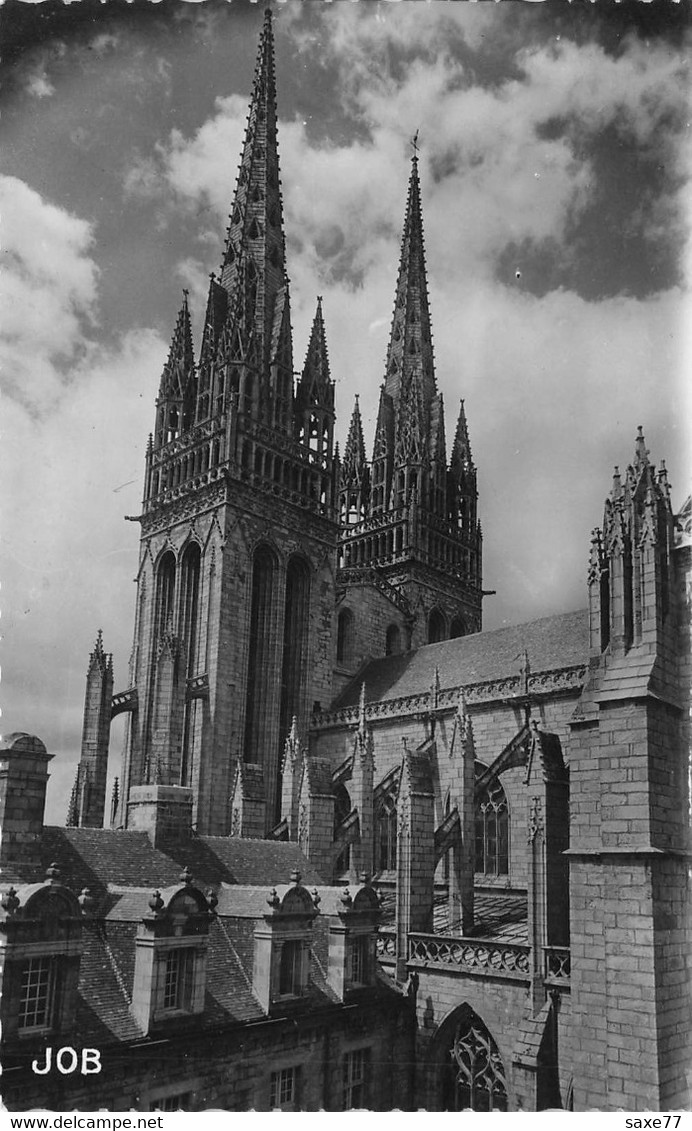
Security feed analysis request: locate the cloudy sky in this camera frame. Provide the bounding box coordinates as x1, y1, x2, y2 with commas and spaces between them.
2, 0, 690, 823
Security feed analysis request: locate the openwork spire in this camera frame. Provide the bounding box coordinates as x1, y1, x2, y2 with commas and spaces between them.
383, 153, 437, 414
217, 7, 292, 380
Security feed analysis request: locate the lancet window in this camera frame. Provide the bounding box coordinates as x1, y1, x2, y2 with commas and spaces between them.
443, 1012, 508, 1111
474, 766, 509, 877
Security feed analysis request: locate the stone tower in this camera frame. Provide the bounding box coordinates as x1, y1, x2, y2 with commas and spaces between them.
336, 154, 482, 678
567, 428, 691, 1109
113, 9, 338, 835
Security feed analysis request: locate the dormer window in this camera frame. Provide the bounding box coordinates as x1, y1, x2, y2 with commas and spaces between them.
19, 957, 57, 1033
251, 871, 319, 1013
162, 947, 195, 1012
131, 875, 214, 1033
327, 880, 381, 1000
348, 936, 368, 986
278, 940, 306, 997
0, 869, 84, 1042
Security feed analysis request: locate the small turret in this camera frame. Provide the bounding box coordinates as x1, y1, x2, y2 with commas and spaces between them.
590, 427, 674, 656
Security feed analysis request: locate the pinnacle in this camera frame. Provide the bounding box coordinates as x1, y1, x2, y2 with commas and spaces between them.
634, 424, 649, 468
160, 294, 195, 399
298, 297, 332, 408
358, 682, 367, 735
450, 398, 474, 474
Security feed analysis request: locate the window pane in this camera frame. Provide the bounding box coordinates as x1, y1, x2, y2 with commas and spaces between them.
343, 1048, 370, 1110
20, 958, 55, 1031
270, 1068, 297, 1111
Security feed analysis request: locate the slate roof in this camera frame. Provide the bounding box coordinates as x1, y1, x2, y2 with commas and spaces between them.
34, 827, 323, 895
333, 609, 589, 709
6, 829, 393, 1049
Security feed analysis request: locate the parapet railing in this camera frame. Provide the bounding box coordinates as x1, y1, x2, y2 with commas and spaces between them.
543, 946, 571, 987
376, 931, 396, 965
407, 933, 531, 982
377, 932, 572, 989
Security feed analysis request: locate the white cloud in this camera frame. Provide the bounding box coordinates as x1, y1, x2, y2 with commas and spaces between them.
25, 68, 56, 99
0, 176, 99, 411
0, 178, 167, 821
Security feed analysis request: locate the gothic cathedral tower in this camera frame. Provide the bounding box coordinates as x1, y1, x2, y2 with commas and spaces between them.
73, 12, 484, 834
336, 154, 482, 683
117, 10, 337, 835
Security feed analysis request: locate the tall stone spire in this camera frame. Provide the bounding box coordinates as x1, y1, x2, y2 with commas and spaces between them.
217, 7, 293, 403
372, 152, 443, 515
337, 150, 484, 648
383, 153, 436, 410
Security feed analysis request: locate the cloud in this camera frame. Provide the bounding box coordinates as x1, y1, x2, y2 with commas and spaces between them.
0, 176, 99, 412
0, 179, 167, 821
24, 66, 56, 98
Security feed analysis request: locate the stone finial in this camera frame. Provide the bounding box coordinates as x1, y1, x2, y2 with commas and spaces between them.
45, 862, 61, 884
149, 890, 164, 915
2, 887, 20, 917
267, 888, 280, 910
430, 665, 441, 708
290, 869, 301, 886
634, 424, 649, 468
180, 865, 193, 886
341, 887, 353, 909
311, 887, 321, 908
79, 888, 98, 917
206, 889, 219, 914
360, 871, 371, 887
358, 682, 367, 734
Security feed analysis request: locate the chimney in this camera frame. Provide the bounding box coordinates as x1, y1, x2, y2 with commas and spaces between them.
0, 733, 53, 880
126, 784, 193, 847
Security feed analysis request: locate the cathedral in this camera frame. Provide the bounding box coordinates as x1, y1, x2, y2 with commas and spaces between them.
0, 10, 689, 1113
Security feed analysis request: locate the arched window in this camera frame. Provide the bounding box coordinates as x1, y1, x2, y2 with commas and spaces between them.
474, 765, 509, 876
428, 608, 446, 644
244, 546, 277, 764
336, 608, 354, 666
155, 552, 176, 639
443, 1010, 508, 1111
334, 783, 351, 876
278, 558, 311, 821
385, 624, 401, 656
375, 792, 397, 872
450, 616, 466, 639
180, 543, 201, 787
